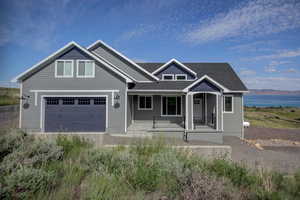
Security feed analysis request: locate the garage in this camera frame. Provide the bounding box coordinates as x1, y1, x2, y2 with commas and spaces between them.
44, 97, 106, 132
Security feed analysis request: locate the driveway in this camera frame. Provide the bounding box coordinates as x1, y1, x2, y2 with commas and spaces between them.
224, 136, 300, 174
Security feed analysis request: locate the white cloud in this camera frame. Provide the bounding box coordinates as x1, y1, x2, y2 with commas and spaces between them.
252, 49, 300, 60
0, 0, 87, 50
284, 68, 299, 73
120, 24, 158, 41
243, 76, 300, 90
184, 0, 300, 44
240, 69, 256, 76
264, 60, 292, 73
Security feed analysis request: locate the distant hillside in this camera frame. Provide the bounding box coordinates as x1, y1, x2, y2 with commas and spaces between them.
0, 87, 20, 106
249, 89, 300, 95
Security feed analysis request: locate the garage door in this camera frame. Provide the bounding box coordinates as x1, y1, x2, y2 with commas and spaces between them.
44, 97, 106, 132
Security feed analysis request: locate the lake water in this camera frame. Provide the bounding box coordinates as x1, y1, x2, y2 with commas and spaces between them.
244, 95, 300, 107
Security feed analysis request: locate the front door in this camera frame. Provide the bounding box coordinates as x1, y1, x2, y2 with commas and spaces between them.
193, 97, 203, 124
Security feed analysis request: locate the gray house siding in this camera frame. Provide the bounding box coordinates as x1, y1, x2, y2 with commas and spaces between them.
21, 48, 127, 134
154, 63, 196, 80
91, 45, 153, 82
131, 95, 186, 124
222, 93, 243, 137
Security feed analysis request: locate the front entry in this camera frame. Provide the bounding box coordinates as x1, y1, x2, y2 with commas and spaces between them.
193, 94, 205, 125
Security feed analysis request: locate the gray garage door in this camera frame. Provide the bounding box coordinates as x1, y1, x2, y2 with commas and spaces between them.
44, 97, 106, 132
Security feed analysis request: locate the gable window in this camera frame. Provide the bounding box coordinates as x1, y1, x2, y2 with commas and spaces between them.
162, 96, 182, 116
77, 60, 95, 78
55, 60, 74, 78
223, 95, 233, 113
162, 74, 174, 80
175, 74, 187, 80
138, 96, 152, 110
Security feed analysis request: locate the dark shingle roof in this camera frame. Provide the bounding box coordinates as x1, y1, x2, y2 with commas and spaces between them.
132, 63, 248, 91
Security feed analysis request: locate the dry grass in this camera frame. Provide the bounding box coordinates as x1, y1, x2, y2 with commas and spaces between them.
245, 107, 300, 129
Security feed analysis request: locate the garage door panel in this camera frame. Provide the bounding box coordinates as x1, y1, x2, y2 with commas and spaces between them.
45, 97, 106, 132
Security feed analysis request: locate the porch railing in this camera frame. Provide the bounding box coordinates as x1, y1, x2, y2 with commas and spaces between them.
152, 115, 185, 129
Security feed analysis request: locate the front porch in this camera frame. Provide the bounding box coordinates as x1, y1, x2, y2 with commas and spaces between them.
127, 92, 222, 133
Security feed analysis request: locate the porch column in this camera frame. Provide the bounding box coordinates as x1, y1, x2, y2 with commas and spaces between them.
186, 93, 193, 130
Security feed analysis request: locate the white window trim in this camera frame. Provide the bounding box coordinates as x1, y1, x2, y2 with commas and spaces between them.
175, 74, 187, 80
55, 60, 74, 78
162, 74, 174, 81
161, 96, 182, 117
76, 60, 95, 78
138, 95, 153, 110
223, 95, 234, 113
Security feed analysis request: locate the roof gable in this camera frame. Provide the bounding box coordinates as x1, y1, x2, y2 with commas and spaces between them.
152, 59, 197, 77
183, 75, 229, 92
12, 42, 133, 83
154, 62, 196, 80
87, 40, 159, 81
190, 79, 221, 92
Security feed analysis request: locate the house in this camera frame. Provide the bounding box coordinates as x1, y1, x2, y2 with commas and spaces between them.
13, 40, 248, 143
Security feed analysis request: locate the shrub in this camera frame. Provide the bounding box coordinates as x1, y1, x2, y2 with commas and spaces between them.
56, 135, 90, 157
203, 158, 261, 188
0, 139, 63, 174
181, 172, 246, 200
1, 167, 55, 200
0, 129, 28, 161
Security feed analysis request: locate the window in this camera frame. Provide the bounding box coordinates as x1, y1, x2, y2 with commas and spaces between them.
78, 98, 90, 105
55, 60, 73, 78
77, 60, 95, 78
162, 74, 174, 80
62, 98, 75, 105
46, 98, 59, 105
175, 74, 187, 80
224, 96, 233, 113
162, 96, 182, 116
94, 97, 106, 105
138, 96, 152, 110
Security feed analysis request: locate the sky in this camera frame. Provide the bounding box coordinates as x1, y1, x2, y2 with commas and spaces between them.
0, 0, 300, 90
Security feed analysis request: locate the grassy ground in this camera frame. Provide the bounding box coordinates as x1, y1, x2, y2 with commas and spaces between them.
245, 107, 300, 129
0, 87, 19, 106
1, 129, 300, 200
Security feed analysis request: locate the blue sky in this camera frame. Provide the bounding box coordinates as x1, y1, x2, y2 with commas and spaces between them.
0, 0, 300, 90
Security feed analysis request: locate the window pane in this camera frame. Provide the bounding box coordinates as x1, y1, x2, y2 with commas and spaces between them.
167, 97, 176, 115
57, 61, 64, 76
145, 97, 152, 109
64, 61, 73, 76
176, 75, 186, 80
225, 96, 232, 112
78, 61, 85, 76
85, 61, 93, 76
63, 98, 75, 105
162, 97, 167, 115
139, 96, 145, 108
163, 75, 173, 80
78, 98, 90, 105
177, 96, 181, 115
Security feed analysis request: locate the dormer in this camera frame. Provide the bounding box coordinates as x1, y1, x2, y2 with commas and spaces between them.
152, 59, 197, 81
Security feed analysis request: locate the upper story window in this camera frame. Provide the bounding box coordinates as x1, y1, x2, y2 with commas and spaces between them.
223, 95, 233, 113
138, 95, 153, 110
77, 60, 95, 78
55, 60, 74, 78
175, 74, 187, 80
162, 74, 174, 80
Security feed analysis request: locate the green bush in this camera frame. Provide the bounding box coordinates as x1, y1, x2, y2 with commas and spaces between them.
56, 135, 90, 157
1, 167, 55, 200
0, 139, 63, 174
203, 158, 261, 188
0, 129, 27, 161
181, 172, 246, 200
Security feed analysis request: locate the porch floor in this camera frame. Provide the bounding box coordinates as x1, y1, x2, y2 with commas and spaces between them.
127, 121, 217, 133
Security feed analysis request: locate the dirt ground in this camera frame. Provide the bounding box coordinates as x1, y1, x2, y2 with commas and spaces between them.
244, 126, 300, 141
